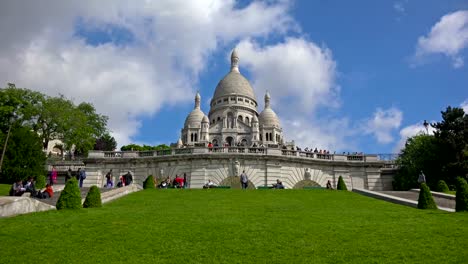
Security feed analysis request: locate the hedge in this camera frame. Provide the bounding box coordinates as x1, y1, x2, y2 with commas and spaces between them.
83, 185, 102, 208
337, 176, 347, 191
56, 178, 81, 210
417, 183, 437, 209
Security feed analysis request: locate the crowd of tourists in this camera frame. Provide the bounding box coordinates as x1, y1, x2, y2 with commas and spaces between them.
9, 177, 54, 199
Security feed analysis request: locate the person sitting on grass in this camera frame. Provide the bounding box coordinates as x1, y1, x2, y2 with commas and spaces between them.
326, 180, 333, 190
203, 179, 217, 189
24, 177, 38, 197
271, 179, 285, 189
37, 184, 54, 199
9, 179, 25, 196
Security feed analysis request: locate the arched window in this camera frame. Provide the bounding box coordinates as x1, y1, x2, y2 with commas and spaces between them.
245, 117, 250, 125
238, 115, 243, 122
217, 117, 221, 121
194, 133, 198, 142
260, 134, 263, 141
212, 119, 215, 124
269, 133, 273, 141
265, 133, 269, 141
191, 133, 194, 142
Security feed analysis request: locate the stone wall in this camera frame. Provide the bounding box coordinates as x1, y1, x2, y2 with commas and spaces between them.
82, 150, 397, 191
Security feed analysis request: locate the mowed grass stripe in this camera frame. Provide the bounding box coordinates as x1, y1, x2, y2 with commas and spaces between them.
0, 189, 467, 263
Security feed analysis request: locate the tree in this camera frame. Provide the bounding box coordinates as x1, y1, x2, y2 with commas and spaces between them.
94, 133, 117, 151
83, 185, 102, 208
432, 107, 468, 182
337, 176, 348, 191
393, 134, 443, 190
0, 126, 46, 183
455, 177, 468, 212
143, 175, 155, 189
56, 178, 82, 210
417, 183, 437, 209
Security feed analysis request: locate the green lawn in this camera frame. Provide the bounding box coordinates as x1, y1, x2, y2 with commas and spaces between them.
0, 183, 10, 196
0, 189, 467, 263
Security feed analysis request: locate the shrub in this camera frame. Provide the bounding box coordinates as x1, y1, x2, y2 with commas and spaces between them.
337, 176, 347, 191
143, 175, 155, 189
83, 185, 102, 208
35, 174, 46, 189
436, 180, 449, 193
455, 177, 468, 212
56, 178, 82, 210
417, 183, 437, 209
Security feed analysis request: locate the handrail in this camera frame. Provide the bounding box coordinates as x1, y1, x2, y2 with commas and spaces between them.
88, 149, 398, 163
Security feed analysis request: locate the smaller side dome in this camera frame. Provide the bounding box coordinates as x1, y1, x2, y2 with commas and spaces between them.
259, 108, 280, 128
202, 115, 209, 123
252, 115, 259, 123
184, 108, 205, 127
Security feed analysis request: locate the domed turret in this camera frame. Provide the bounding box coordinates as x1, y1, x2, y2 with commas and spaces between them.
211, 49, 257, 103
259, 91, 280, 128
184, 91, 205, 127
202, 115, 209, 123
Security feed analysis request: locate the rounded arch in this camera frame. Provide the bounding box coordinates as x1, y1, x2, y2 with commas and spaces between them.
225, 136, 234, 146
238, 115, 243, 122
241, 138, 248, 146
219, 176, 256, 189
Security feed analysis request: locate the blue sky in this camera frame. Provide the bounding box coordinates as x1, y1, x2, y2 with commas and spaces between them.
1, 0, 467, 153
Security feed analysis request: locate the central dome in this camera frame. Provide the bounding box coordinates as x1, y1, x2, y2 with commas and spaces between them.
212, 71, 256, 100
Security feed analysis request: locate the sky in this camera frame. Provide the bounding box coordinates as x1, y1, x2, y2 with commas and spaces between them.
0, 0, 467, 154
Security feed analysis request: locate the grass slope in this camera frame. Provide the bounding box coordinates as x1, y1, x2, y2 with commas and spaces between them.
0, 189, 467, 263
0, 183, 10, 196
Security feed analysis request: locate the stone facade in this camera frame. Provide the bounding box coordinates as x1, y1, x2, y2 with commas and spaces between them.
84, 148, 396, 190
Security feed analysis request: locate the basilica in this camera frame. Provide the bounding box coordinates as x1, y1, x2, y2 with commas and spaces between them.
180, 49, 284, 147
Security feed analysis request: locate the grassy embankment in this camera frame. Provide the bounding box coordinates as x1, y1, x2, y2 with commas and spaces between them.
0, 189, 467, 263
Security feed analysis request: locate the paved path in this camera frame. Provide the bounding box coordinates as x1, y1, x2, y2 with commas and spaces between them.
380, 191, 455, 209
36, 187, 114, 206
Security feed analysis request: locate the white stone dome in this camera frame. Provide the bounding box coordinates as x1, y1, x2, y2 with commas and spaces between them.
184, 108, 205, 127
202, 115, 209, 123
213, 71, 256, 100
259, 108, 280, 128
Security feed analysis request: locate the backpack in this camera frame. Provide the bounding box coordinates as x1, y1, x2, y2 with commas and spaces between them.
80, 170, 87, 180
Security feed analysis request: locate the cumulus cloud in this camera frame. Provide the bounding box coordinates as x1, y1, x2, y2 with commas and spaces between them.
461, 99, 468, 112
414, 10, 468, 68
237, 38, 338, 113
394, 122, 436, 152
364, 108, 403, 144
0, 0, 295, 145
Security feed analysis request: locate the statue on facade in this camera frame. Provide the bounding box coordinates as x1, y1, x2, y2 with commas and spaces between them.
232, 160, 240, 176
159, 168, 164, 178
304, 168, 311, 180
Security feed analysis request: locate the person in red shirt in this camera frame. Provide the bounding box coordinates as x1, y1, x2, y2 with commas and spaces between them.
37, 184, 54, 199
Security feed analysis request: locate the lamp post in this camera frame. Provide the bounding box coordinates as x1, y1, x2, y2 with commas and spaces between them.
423, 120, 429, 135
0, 114, 16, 173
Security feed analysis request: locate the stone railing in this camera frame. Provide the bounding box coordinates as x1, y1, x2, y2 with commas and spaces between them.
88, 148, 397, 164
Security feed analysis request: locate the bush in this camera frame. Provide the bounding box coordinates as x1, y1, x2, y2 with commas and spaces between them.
35, 174, 46, 189
56, 178, 82, 210
83, 185, 102, 208
143, 175, 155, 189
417, 183, 437, 209
436, 180, 449, 193
337, 176, 347, 191
455, 177, 468, 212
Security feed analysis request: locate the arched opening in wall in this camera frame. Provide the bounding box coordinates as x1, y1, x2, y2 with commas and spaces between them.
238, 115, 243, 123
219, 176, 256, 189
194, 133, 198, 142
212, 139, 218, 146
269, 133, 273, 142
245, 117, 250, 125
293, 180, 321, 189
225, 136, 233, 146
260, 134, 263, 141
190, 133, 194, 142
212, 119, 215, 124
241, 138, 247, 146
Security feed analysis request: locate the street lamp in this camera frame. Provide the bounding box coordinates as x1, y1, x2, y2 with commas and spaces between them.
423, 120, 429, 135
0, 114, 16, 173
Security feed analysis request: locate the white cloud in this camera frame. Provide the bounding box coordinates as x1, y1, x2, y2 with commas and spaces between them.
393, 1, 406, 15
0, 0, 295, 145
461, 99, 468, 112
394, 122, 436, 152
364, 108, 403, 144
414, 10, 468, 68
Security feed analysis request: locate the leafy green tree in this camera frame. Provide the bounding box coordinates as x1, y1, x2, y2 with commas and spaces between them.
393, 134, 443, 190
432, 107, 468, 182
337, 176, 347, 191
143, 175, 155, 189
94, 133, 117, 151
0, 126, 46, 183
417, 183, 437, 209
455, 177, 468, 212
436, 180, 449, 193
83, 185, 102, 208
56, 178, 82, 210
